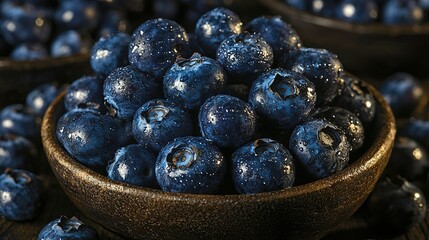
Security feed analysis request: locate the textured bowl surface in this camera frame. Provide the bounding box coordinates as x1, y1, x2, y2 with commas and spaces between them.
41, 78, 395, 240
0, 54, 91, 108
259, 0, 429, 79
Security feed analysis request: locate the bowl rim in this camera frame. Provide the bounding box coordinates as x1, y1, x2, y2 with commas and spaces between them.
0, 53, 89, 71
41, 77, 396, 203
259, 0, 429, 35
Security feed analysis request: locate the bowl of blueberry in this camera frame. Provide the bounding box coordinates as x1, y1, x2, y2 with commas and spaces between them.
0, 0, 137, 108
41, 7, 396, 240
259, 0, 429, 78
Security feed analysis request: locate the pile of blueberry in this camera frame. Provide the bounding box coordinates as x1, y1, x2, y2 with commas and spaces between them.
56, 7, 378, 196
285, 0, 429, 25
0, 0, 133, 61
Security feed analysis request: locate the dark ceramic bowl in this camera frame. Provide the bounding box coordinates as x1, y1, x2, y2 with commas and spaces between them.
0, 54, 91, 108
41, 78, 396, 240
259, 0, 429, 79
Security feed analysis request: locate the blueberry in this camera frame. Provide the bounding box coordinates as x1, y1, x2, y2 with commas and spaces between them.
248, 68, 316, 129
289, 119, 350, 180
310, 0, 340, 17
10, 42, 48, 61
286, 48, 343, 106
107, 144, 158, 188
336, 0, 379, 23
367, 176, 427, 236
384, 136, 429, 182
132, 99, 194, 152
0, 134, 38, 172
0, 169, 43, 221
382, 0, 424, 24
155, 136, 226, 194
245, 16, 302, 65
26, 82, 63, 116
379, 72, 424, 118
37, 215, 99, 240
224, 84, 249, 101
0, 104, 41, 143
312, 107, 364, 152
194, 7, 242, 57
199, 94, 257, 148
97, 10, 131, 38
216, 32, 273, 84
231, 138, 295, 194
64, 75, 106, 113
128, 18, 192, 80
284, 0, 311, 10
90, 32, 130, 77
0, 5, 52, 45
163, 53, 227, 110
104, 65, 161, 120
400, 119, 429, 151
50, 30, 92, 58
331, 74, 376, 126
56, 109, 130, 173
54, 0, 100, 33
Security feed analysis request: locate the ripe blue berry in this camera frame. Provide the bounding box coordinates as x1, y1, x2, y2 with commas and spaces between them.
65, 75, 106, 114
336, 0, 379, 23
0, 104, 41, 143
289, 119, 350, 180
400, 119, 429, 151
26, 82, 63, 117
107, 144, 158, 188
382, 0, 424, 24
194, 7, 242, 57
199, 95, 257, 148
231, 138, 295, 194
0, 134, 38, 173
163, 53, 227, 110
50, 30, 92, 58
38, 216, 99, 240
54, 0, 100, 33
310, 0, 339, 17
10, 43, 48, 61
0, 169, 43, 221
103, 65, 161, 120
248, 68, 316, 129
132, 99, 194, 152
128, 18, 192, 80
156, 136, 226, 194
216, 32, 273, 84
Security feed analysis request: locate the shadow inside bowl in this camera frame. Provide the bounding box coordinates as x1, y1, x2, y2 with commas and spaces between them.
41, 78, 396, 240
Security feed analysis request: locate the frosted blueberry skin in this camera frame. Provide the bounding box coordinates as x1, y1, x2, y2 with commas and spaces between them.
132, 99, 194, 152
312, 106, 364, 152
331, 74, 376, 126
56, 109, 130, 173
367, 176, 427, 237
335, 0, 379, 23
107, 144, 158, 188
65, 76, 106, 114
199, 94, 257, 149
0, 104, 41, 144
104, 65, 161, 120
379, 72, 424, 118
0, 169, 43, 221
10, 43, 48, 61
245, 16, 302, 65
0, 5, 52, 45
289, 119, 350, 180
37, 216, 100, 240
384, 137, 429, 182
0, 134, 38, 173
90, 32, 130, 77
26, 82, 63, 117
194, 7, 242, 58
287, 48, 343, 106
224, 84, 249, 101
216, 32, 273, 85
163, 53, 227, 110
382, 0, 424, 24
97, 10, 131, 38
128, 18, 192, 80
50, 30, 92, 58
54, 0, 100, 33
231, 138, 296, 194
155, 136, 226, 194
284, 0, 311, 10
249, 69, 316, 130
400, 119, 429, 151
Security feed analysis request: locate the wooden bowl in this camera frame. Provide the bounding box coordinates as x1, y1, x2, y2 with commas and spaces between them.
0, 54, 91, 108
41, 79, 396, 240
259, 0, 429, 79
